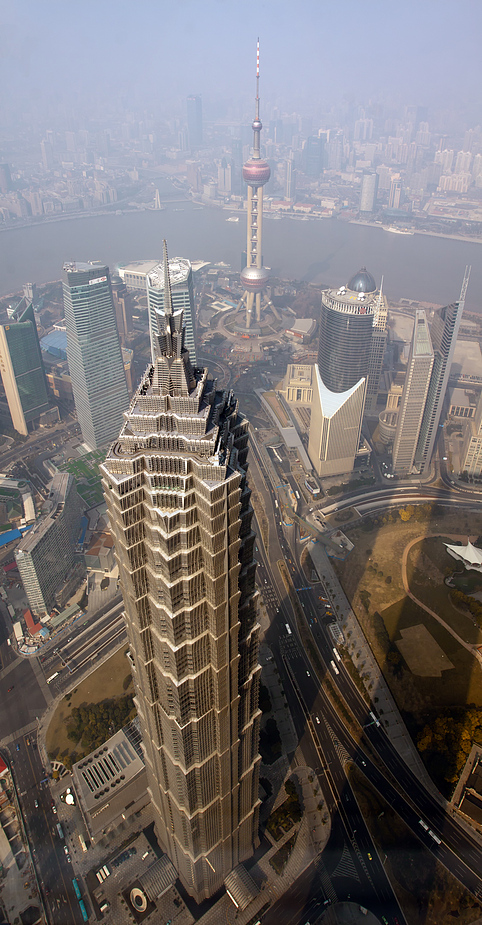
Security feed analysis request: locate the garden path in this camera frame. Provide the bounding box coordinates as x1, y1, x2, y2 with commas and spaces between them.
401, 533, 482, 666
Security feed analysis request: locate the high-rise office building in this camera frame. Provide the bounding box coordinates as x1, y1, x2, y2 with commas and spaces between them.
317, 268, 381, 393
0, 163, 12, 193
0, 299, 49, 436
146, 255, 196, 366
388, 176, 402, 209
15, 472, 83, 616
366, 287, 388, 415
392, 311, 434, 474
63, 262, 129, 450
302, 135, 324, 177
285, 156, 296, 201
187, 95, 203, 148
415, 267, 470, 473
308, 370, 366, 477
240, 41, 271, 330
309, 268, 385, 476
359, 172, 379, 212
101, 246, 261, 903
111, 275, 132, 344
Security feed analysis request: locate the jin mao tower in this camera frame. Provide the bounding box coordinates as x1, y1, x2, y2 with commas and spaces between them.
101, 243, 261, 903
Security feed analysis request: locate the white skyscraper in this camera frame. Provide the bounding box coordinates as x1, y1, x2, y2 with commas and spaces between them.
392, 311, 434, 474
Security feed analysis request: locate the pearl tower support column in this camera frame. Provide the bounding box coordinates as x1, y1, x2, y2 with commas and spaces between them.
241, 40, 271, 330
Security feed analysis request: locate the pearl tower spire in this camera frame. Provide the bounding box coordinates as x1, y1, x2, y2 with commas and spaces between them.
240, 40, 270, 330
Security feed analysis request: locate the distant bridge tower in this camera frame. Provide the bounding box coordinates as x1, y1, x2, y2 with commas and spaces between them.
240, 41, 271, 330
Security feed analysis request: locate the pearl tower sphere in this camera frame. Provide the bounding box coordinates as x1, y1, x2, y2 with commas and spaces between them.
241, 41, 270, 328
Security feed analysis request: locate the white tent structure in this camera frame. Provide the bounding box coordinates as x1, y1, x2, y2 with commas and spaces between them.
445, 540, 482, 573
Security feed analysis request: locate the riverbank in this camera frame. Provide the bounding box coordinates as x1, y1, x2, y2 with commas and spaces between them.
349, 217, 482, 245
1, 201, 481, 310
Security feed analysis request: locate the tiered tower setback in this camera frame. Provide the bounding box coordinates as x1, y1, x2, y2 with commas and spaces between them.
240, 41, 271, 330
101, 242, 261, 903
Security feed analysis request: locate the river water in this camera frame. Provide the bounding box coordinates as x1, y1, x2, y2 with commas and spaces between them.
0, 201, 481, 311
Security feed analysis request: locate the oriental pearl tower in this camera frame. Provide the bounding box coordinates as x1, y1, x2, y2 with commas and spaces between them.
240, 40, 271, 330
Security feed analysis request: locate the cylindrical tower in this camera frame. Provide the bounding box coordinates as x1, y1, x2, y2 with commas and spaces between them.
317, 267, 378, 392
242, 41, 270, 329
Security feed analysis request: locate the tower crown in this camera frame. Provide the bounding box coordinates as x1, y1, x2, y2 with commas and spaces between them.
347, 267, 377, 293
242, 39, 270, 185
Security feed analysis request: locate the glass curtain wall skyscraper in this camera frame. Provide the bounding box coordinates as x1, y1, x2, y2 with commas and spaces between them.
309, 268, 386, 477
0, 299, 49, 435
63, 262, 129, 450
101, 243, 261, 903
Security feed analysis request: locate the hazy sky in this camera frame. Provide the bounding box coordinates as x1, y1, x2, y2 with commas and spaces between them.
1, 0, 481, 121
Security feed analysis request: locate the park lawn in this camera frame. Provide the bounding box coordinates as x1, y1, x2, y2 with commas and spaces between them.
406, 536, 482, 646
46, 646, 133, 763
335, 507, 482, 609
380, 597, 482, 709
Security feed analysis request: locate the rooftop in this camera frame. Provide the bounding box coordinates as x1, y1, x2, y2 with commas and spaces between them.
63, 261, 107, 274
147, 256, 192, 290
316, 366, 366, 418
72, 720, 145, 816
413, 311, 433, 357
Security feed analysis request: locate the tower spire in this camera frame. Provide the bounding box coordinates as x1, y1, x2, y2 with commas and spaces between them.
239, 40, 270, 331
163, 238, 173, 317
255, 38, 260, 122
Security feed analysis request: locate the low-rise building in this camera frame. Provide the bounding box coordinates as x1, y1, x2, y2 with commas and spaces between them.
72, 720, 148, 844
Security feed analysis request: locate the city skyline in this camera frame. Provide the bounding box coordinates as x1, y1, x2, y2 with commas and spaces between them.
1, 1, 481, 120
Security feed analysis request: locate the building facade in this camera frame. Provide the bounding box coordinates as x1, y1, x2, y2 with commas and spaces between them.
415, 269, 470, 472
392, 311, 434, 474
317, 269, 382, 394
63, 262, 129, 450
0, 299, 49, 435
359, 172, 379, 212
309, 268, 385, 476
101, 252, 261, 902
147, 256, 196, 365
308, 367, 366, 477
15, 472, 83, 616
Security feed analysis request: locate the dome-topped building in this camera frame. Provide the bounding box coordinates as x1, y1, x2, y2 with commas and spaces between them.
308, 268, 388, 479
317, 268, 385, 394
347, 267, 377, 294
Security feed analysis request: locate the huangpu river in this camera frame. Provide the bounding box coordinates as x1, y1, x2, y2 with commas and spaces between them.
0, 201, 481, 311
